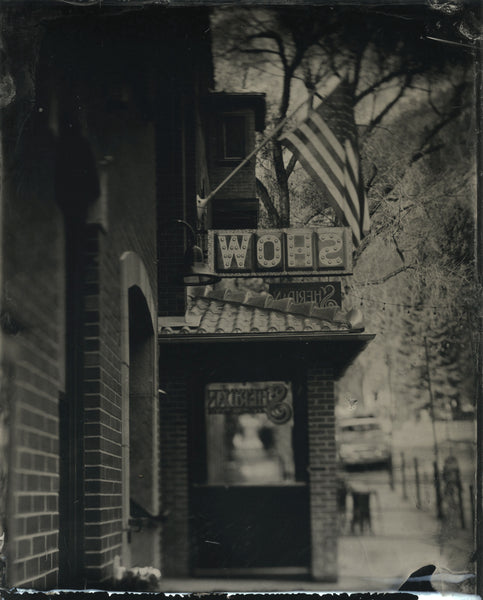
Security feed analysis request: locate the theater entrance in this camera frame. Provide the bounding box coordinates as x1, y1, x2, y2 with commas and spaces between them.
190, 378, 310, 576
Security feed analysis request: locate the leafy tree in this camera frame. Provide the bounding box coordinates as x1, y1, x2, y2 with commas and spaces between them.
211, 5, 479, 423
341, 92, 477, 421
212, 4, 476, 229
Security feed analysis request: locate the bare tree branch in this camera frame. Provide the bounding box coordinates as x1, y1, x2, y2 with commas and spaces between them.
352, 46, 363, 88
362, 75, 411, 140
285, 153, 298, 178
410, 143, 444, 164
256, 177, 281, 227
304, 211, 322, 225
365, 163, 378, 192
427, 88, 443, 116
355, 67, 421, 104
246, 30, 289, 71
410, 82, 470, 164
365, 82, 470, 230
355, 264, 416, 286
238, 48, 282, 58
392, 233, 406, 264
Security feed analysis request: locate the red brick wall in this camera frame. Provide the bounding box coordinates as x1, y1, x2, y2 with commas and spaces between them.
1, 110, 64, 589
159, 350, 339, 580
307, 364, 338, 582
159, 360, 191, 576
157, 94, 197, 317
206, 110, 257, 200
1, 41, 159, 591
6, 344, 62, 591
1, 5, 212, 589
76, 10, 212, 580
82, 225, 124, 584
156, 11, 212, 316
82, 112, 158, 585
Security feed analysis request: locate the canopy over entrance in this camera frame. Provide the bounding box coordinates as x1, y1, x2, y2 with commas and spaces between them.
157, 288, 374, 579
158, 288, 374, 377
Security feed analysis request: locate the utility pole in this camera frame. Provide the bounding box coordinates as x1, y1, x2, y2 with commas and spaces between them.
386, 351, 395, 490
424, 336, 444, 520
475, 40, 483, 598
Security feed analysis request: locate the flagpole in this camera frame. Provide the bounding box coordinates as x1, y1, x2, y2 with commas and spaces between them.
197, 100, 308, 210
197, 76, 343, 211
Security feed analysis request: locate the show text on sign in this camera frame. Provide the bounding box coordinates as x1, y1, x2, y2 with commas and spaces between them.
208, 227, 352, 277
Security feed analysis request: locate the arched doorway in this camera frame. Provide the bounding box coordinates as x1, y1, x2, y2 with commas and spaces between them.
120, 253, 159, 570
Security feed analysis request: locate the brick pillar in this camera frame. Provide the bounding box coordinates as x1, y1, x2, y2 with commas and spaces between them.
307, 365, 338, 582
159, 361, 190, 576
83, 226, 123, 585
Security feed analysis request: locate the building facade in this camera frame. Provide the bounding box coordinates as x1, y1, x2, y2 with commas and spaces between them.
0, 4, 213, 589
159, 292, 372, 580
0, 4, 372, 590
157, 86, 373, 581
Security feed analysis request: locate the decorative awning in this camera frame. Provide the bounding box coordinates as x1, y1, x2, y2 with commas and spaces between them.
159, 288, 367, 336
158, 290, 375, 377
158, 289, 374, 376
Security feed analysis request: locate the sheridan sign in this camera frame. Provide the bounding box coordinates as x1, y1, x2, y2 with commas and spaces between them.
269, 281, 342, 307
205, 381, 293, 424
208, 227, 352, 277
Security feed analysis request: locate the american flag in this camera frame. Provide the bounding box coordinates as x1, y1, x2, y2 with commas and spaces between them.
280, 79, 370, 247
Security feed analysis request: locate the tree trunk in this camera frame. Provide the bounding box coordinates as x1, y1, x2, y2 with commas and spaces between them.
256, 178, 281, 227
272, 140, 290, 226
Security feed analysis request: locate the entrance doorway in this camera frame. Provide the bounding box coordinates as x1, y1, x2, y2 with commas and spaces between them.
125, 285, 159, 567
191, 379, 310, 575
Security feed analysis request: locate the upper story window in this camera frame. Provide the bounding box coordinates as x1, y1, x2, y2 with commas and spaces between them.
220, 114, 247, 161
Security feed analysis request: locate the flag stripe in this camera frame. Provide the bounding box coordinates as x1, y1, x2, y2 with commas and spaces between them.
283, 134, 347, 210
279, 79, 370, 246
289, 126, 347, 199
299, 123, 345, 185
283, 131, 346, 202
282, 136, 362, 243
343, 148, 362, 224
310, 112, 345, 162
343, 164, 361, 224
344, 140, 359, 182
344, 139, 370, 234
283, 128, 362, 241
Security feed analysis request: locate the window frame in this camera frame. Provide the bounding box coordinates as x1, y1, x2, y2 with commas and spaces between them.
217, 111, 249, 163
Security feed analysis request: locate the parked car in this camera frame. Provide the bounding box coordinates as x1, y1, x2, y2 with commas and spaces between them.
337, 417, 392, 469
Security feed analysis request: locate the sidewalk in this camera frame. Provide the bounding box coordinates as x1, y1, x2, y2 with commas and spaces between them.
337, 481, 474, 592
157, 483, 475, 594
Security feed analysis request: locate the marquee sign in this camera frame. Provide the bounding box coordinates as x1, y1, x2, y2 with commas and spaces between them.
207, 227, 352, 277
205, 381, 293, 425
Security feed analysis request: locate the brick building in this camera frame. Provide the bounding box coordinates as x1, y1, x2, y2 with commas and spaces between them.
159, 290, 373, 581
0, 3, 213, 590
157, 85, 374, 581
0, 3, 373, 590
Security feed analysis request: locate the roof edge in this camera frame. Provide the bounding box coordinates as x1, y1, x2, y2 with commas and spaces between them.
158, 330, 375, 344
